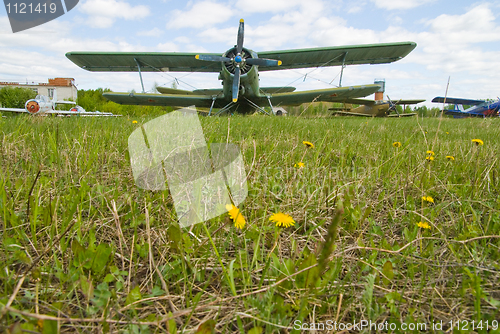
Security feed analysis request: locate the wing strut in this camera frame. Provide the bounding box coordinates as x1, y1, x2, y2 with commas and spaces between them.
134, 58, 145, 93
215, 101, 237, 116
339, 52, 348, 87
208, 96, 217, 116
243, 97, 271, 116
266, 95, 275, 115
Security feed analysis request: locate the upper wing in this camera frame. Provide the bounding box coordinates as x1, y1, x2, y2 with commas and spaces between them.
102, 92, 216, 108
262, 85, 381, 106
432, 97, 484, 105
66, 52, 223, 73
258, 42, 417, 71
66, 42, 415, 73
0, 107, 27, 113
395, 99, 425, 105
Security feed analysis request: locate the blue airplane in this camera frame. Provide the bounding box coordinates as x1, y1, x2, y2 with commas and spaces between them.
432, 97, 500, 118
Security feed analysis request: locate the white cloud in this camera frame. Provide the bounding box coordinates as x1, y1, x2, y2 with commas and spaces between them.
235, 0, 304, 13
167, 1, 233, 29
371, 0, 435, 10
426, 4, 500, 44
156, 42, 179, 52
137, 28, 163, 37
79, 0, 150, 28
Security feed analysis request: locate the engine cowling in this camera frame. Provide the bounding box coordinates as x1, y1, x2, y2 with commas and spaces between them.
222, 47, 255, 75
25, 100, 40, 114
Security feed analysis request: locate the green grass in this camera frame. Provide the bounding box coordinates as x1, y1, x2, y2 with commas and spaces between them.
1, 113, 500, 333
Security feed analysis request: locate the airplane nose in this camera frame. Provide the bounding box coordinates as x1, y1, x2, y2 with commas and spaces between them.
26, 101, 40, 114
235, 55, 243, 63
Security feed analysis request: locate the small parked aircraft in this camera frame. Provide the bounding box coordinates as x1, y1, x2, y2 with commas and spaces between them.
0, 93, 118, 116
432, 97, 500, 118
331, 97, 424, 117
66, 19, 417, 115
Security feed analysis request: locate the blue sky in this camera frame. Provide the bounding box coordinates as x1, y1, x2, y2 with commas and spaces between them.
1, 0, 500, 107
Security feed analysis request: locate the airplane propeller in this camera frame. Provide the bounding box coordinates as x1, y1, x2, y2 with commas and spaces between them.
387, 96, 401, 117
195, 19, 282, 102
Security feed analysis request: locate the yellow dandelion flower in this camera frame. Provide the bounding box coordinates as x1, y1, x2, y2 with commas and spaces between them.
269, 212, 295, 228
472, 139, 484, 146
422, 196, 434, 203
294, 162, 305, 168
425, 156, 435, 161
446, 132, 450, 134
226, 204, 246, 229
417, 221, 431, 229
393, 142, 402, 148
132, 120, 138, 124
426, 150, 435, 156
302, 141, 314, 149
446, 155, 455, 161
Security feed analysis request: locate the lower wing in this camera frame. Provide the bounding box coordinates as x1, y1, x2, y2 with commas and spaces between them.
45, 110, 120, 116
102, 85, 379, 109
444, 110, 483, 118
103, 92, 217, 108
332, 111, 374, 117
263, 85, 380, 106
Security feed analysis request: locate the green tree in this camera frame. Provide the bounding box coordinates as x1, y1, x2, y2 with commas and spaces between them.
0, 86, 36, 108
76, 88, 174, 116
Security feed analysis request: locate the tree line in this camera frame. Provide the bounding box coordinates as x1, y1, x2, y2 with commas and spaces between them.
0, 86, 443, 117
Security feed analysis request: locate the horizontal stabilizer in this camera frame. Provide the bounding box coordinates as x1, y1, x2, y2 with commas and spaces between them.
432, 97, 484, 105
55, 100, 77, 105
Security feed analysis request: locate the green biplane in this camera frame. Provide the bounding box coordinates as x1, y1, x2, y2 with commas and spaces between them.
330, 98, 425, 117
66, 19, 417, 115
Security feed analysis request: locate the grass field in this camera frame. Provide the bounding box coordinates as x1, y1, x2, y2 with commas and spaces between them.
1, 112, 499, 333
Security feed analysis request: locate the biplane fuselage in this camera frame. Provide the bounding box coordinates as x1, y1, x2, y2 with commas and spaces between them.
331, 98, 424, 117
218, 47, 260, 112
343, 102, 394, 117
